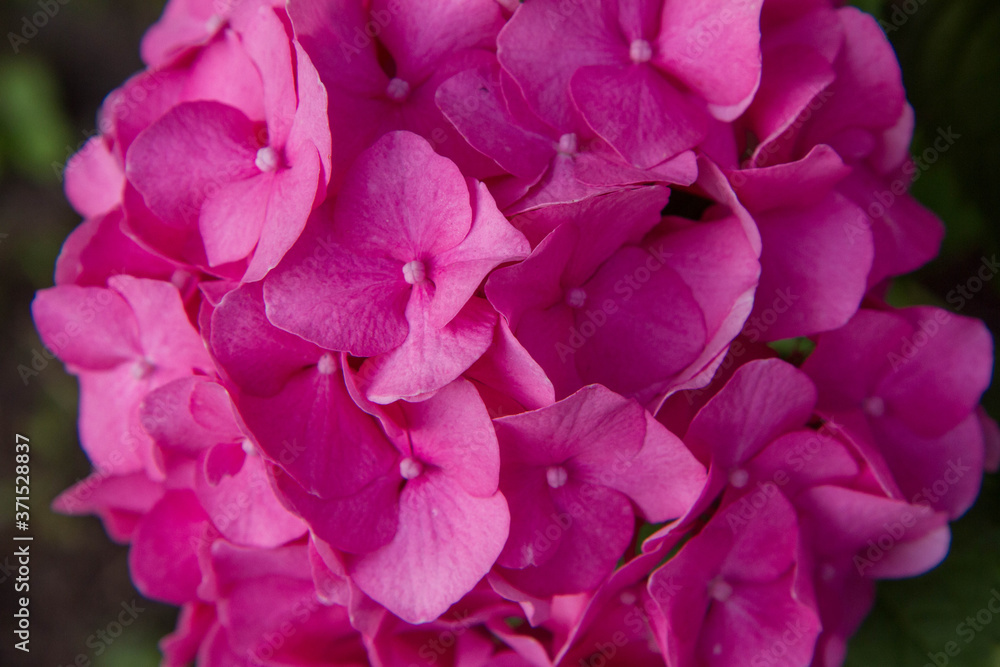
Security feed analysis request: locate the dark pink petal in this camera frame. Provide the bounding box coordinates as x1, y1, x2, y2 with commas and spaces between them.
32, 285, 141, 369
429, 180, 530, 328
436, 65, 554, 181
126, 100, 261, 229
752, 191, 873, 340
129, 490, 209, 605
366, 291, 497, 404
334, 131, 472, 258
350, 473, 510, 623
110, 276, 213, 373
575, 247, 707, 399
64, 136, 124, 218
195, 448, 307, 548
52, 472, 164, 543
263, 212, 412, 356
241, 6, 297, 148
689, 360, 816, 471
607, 412, 707, 522
403, 379, 500, 497
655, 0, 765, 119
54, 210, 177, 287
276, 468, 402, 555
500, 482, 635, 597
374, 0, 503, 80
210, 282, 324, 396
497, 0, 623, 130
571, 64, 707, 169
466, 318, 557, 412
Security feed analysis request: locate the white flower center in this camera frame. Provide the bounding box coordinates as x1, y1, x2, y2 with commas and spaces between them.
205, 14, 225, 33
131, 358, 155, 380
557, 133, 578, 155
316, 353, 337, 375
400, 457, 423, 480
630, 39, 653, 63
402, 260, 426, 285
565, 287, 587, 309
862, 396, 885, 417
729, 468, 750, 489
707, 577, 733, 602
386, 77, 411, 102
546, 465, 569, 489
255, 146, 280, 172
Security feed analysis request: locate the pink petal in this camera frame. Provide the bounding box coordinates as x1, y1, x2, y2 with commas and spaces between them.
573, 63, 706, 169
350, 473, 510, 623
129, 490, 210, 605
366, 291, 497, 404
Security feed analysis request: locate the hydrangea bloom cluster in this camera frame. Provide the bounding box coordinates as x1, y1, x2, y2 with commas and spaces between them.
35, 0, 996, 665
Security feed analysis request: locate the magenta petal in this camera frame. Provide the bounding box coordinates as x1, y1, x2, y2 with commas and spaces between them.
608, 412, 707, 522
335, 131, 472, 258
753, 192, 873, 340
500, 482, 635, 597
240, 6, 297, 148
109, 276, 213, 373
497, 0, 622, 129
687, 359, 816, 468
244, 143, 323, 281
436, 65, 554, 180
199, 172, 272, 268
366, 291, 497, 404
126, 101, 261, 227
32, 285, 141, 369
576, 247, 707, 399
429, 180, 530, 328
374, 0, 503, 80
277, 469, 401, 555
403, 379, 500, 497
571, 64, 707, 169
466, 317, 557, 412
656, 0, 765, 117
64, 136, 124, 218
195, 449, 307, 548
239, 365, 399, 499
210, 282, 324, 396
878, 308, 993, 437
350, 472, 509, 624
129, 490, 209, 605
263, 212, 412, 356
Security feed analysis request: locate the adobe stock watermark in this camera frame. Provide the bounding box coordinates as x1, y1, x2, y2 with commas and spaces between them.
338, 0, 404, 63
56, 600, 145, 667
684, 0, 762, 60
410, 609, 475, 665
730, 87, 835, 182
18, 287, 119, 385
554, 243, 672, 363
878, 0, 930, 35
853, 458, 970, 576
945, 255, 999, 312
845, 126, 960, 246
8, 0, 71, 54
886, 307, 952, 372
923, 588, 1000, 667
724, 420, 844, 532
740, 286, 799, 343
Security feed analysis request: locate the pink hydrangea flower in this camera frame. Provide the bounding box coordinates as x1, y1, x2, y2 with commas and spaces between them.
498, 0, 765, 168
264, 131, 529, 403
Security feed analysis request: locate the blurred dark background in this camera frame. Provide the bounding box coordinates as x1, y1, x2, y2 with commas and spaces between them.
0, 0, 998, 665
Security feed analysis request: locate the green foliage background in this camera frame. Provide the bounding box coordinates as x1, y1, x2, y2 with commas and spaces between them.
0, 0, 997, 665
